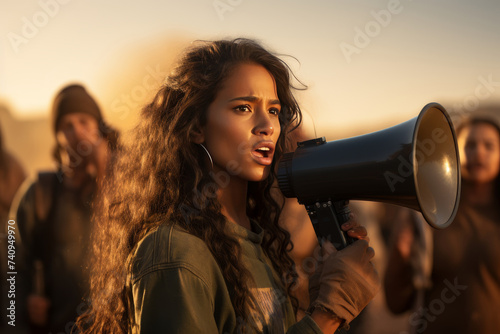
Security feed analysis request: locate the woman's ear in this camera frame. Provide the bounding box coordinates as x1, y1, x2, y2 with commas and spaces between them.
190, 127, 205, 144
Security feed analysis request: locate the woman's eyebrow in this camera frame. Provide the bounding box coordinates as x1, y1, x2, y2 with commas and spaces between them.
228, 96, 281, 105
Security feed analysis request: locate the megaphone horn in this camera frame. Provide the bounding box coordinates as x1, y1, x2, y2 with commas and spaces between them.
278, 103, 461, 249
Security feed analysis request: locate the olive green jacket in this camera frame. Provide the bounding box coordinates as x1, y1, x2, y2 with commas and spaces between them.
127, 222, 323, 333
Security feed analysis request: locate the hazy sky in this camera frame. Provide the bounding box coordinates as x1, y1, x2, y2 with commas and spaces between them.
2, 0, 500, 137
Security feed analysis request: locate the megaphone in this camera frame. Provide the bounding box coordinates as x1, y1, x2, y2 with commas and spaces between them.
278, 103, 461, 249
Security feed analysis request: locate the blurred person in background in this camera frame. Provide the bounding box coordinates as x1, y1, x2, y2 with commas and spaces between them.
11, 84, 119, 334
384, 112, 500, 333
0, 122, 26, 223
1, 122, 27, 332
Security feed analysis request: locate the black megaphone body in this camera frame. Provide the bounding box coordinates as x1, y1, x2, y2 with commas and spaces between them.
277, 103, 461, 249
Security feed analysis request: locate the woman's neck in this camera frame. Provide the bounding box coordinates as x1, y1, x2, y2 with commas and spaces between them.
462, 180, 495, 206
217, 174, 251, 230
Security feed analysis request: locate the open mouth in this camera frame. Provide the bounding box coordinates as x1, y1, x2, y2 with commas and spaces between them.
254, 147, 271, 158
251, 141, 275, 166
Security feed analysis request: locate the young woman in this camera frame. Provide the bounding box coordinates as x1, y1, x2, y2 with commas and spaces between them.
76, 38, 379, 333
384, 114, 500, 333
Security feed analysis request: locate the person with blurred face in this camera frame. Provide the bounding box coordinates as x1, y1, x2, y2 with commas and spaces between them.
12, 84, 118, 334
52, 85, 115, 187
459, 120, 500, 192
384, 114, 500, 334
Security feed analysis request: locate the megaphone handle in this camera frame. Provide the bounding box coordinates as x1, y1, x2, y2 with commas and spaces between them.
305, 200, 357, 250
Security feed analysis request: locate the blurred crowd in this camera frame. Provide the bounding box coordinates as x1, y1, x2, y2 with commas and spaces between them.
1, 81, 499, 334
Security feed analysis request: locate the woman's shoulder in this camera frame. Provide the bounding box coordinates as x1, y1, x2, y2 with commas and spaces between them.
129, 224, 219, 284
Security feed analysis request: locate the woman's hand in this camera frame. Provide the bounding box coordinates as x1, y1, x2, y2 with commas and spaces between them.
308, 213, 380, 329
342, 212, 369, 242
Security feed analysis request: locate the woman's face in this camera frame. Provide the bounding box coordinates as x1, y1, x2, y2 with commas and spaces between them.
458, 122, 500, 184
198, 62, 282, 182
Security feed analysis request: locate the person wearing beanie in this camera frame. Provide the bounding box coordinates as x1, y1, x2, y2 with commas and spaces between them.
51, 84, 118, 186
11, 83, 119, 334
51, 84, 103, 132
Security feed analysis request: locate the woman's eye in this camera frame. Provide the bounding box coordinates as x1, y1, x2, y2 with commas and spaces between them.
61, 123, 73, 133
269, 108, 280, 115
465, 142, 475, 150
234, 105, 251, 112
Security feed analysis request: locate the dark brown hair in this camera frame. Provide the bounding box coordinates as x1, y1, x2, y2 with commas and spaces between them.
76, 38, 304, 333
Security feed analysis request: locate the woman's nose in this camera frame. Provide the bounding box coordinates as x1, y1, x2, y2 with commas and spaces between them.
252, 110, 274, 136
474, 144, 487, 160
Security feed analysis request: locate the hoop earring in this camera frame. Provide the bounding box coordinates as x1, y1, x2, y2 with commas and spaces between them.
199, 143, 214, 169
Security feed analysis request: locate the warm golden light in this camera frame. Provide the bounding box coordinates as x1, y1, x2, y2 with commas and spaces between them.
444, 159, 451, 175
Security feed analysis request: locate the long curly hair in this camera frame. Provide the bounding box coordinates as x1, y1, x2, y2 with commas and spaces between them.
76, 38, 304, 333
